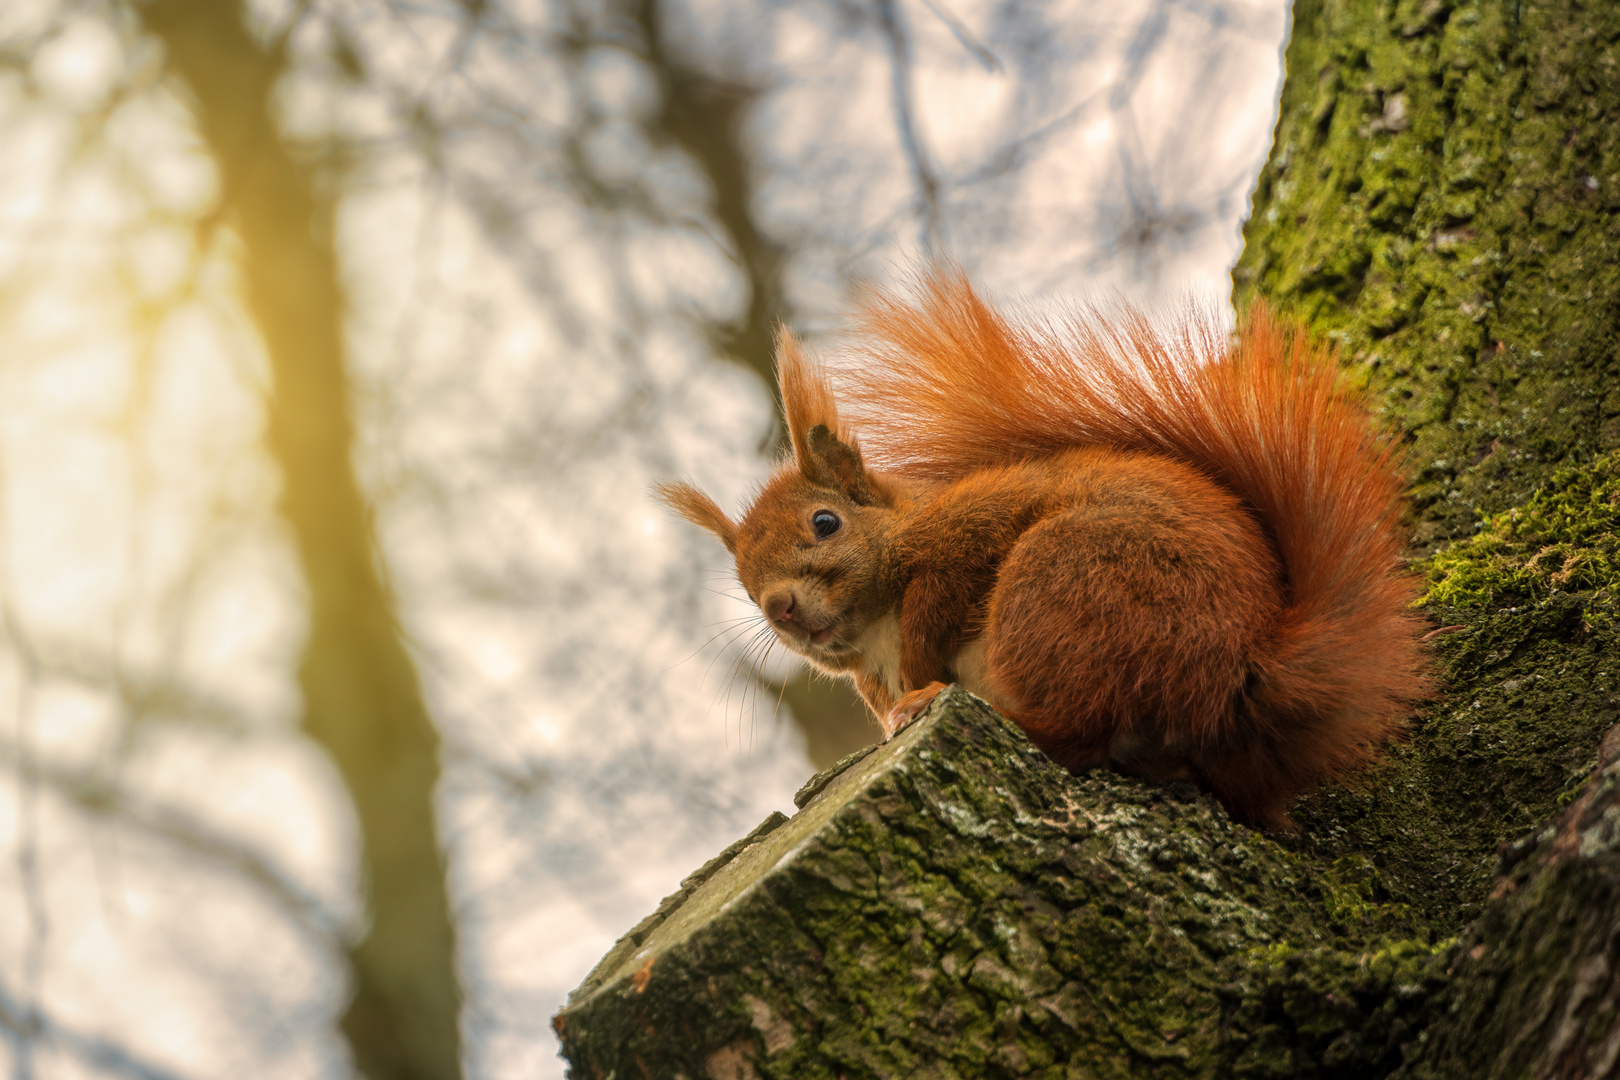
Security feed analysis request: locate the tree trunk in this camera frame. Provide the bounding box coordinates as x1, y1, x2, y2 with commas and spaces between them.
134, 5, 463, 1078
559, 0, 1620, 1075
1233, 0, 1620, 1071
1399, 725, 1620, 1080
1233, 0, 1620, 935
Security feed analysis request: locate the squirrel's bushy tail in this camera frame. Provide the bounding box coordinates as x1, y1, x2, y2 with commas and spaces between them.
836, 272, 1433, 800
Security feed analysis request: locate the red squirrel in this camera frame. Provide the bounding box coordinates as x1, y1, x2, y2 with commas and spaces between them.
659, 273, 1433, 829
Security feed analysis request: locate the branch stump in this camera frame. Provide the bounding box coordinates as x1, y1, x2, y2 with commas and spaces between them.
555, 689, 1440, 1079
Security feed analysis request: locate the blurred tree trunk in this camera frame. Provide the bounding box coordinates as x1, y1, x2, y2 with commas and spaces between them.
630, 0, 785, 398
134, 4, 462, 1079
628, 0, 875, 766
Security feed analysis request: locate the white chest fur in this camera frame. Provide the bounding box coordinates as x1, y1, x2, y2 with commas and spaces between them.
851, 613, 1007, 712
851, 611, 904, 698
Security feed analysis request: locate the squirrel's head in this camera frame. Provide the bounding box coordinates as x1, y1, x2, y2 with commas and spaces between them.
656, 331, 901, 669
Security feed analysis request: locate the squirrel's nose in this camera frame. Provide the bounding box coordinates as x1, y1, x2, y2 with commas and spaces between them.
763, 591, 796, 625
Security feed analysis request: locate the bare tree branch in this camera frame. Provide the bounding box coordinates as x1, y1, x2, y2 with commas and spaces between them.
0, 980, 194, 1080
917, 0, 1001, 73
875, 0, 944, 254
0, 737, 350, 945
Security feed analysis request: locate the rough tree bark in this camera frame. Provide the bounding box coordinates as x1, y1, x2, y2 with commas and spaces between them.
558, 690, 1450, 1078
1400, 724, 1620, 1080
1233, 0, 1620, 925
557, 0, 1620, 1075
135, 4, 463, 1078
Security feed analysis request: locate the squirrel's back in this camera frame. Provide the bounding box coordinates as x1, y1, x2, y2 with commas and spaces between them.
831, 274, 1433, 825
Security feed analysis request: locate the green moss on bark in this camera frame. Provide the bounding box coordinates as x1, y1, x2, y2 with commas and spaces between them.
1236, 0, 1620, 936
1423, 449, 1620, 626
557, 691, 1448, 1079
1235, 0, 1620, 550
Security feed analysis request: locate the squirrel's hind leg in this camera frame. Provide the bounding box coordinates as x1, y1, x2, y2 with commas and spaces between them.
1189, 740, 1303, 832
981, 501, 1280, 790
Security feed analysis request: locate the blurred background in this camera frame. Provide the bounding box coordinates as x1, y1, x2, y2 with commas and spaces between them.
0, 0, 1287, 1076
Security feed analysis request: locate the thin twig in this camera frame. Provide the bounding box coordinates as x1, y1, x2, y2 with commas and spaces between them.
875, 0, 945, 254
0, 980, 192, 1080
917, 0, 1001, 72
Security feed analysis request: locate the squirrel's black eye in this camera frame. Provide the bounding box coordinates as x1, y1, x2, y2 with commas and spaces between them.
812, 510, 841, 540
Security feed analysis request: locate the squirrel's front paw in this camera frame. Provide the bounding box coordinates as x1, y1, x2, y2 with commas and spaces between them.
881, 682, 949, 739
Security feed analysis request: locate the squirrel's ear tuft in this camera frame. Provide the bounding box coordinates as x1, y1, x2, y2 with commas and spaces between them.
802, 425, 892, 507
777, 329, 892, 507
777, 329, 840, 466
653, 481, 738, 553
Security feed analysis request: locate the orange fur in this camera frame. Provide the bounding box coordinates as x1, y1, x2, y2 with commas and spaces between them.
661, 271, 1434, 830
654, 480, 738, 553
